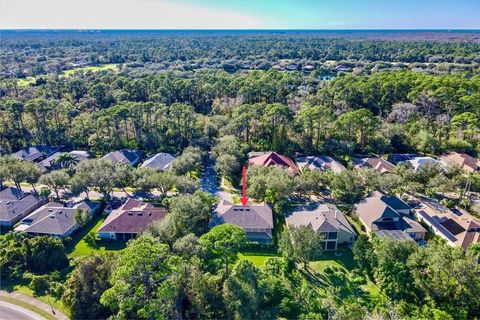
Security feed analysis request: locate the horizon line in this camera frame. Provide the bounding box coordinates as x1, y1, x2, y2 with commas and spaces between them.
2, 28, 480, 31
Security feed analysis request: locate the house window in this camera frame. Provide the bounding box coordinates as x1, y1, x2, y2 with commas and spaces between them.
328, 232, 338, 240
326, 241, 337, 250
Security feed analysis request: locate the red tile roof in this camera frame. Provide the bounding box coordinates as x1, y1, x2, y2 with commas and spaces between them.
248, 152, 299, 174
97, 199, 167, 234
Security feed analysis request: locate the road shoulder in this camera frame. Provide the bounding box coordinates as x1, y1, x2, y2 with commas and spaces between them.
0, 291, 68, 320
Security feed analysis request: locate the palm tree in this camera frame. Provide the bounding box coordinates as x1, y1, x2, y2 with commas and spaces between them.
53, 153, 79, 170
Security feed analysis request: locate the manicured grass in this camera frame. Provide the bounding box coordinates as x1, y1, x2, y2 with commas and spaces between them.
310, 246, 356, 272
0, 296, 57, 320
67, 214, 126, 257
238, 250, 280, 267
308, 246, 380, 301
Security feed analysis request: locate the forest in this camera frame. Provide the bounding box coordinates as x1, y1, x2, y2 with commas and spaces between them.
1, 31, 480, 320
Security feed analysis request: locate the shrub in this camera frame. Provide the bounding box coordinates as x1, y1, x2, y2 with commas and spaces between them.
30, 276, 49, 296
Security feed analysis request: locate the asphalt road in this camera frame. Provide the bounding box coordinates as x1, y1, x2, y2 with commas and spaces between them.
0, 300, 46, 320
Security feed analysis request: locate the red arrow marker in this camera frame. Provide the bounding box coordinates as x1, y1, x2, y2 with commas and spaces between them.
240, 165, 249, 207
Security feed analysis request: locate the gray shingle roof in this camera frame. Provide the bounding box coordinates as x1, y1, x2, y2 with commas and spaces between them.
38, 150, 90, 171
0, 187, 42, 225
286, 203, 355, 235
353, 157, 395, 173
355, 192, 425, 235
10, 146, 61, 162
16, 200, 100, 236
212, 199, 273, 230
101, 149, 141, 165
140, 153, 176, 171
296, 155, 346, 174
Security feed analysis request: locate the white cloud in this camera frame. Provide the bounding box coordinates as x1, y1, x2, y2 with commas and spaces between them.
0, 0, 264, 29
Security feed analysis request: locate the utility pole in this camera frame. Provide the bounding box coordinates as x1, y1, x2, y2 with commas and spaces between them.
45, 291, 55, 314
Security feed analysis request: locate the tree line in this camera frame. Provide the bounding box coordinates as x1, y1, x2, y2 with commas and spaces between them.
1, 69, 480, 159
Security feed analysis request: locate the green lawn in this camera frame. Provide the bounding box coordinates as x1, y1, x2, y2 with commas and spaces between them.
309, 247, 381, 302
238, 249, 280, 266
310, 246, 356, 272
16, 77, 36, 87
67, 214, 126, 257
16, 64, 119, 87
237, 245, 381, 302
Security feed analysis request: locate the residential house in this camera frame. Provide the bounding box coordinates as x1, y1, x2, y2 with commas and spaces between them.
0, 187, 44, 228
101, 149, 141, 166
414, 198, 480, 250
15, 200, 100, 237
353, 157, 396, 174
10, 146, 62, 162
335, 65, 348, 72
212, 199, 274, 243
140, 152, 176, 171
303, 65, 315, 72
285, 64, 300, 71
38, 150, 90, 172
247, 151, 270, 159
286, 203, 356, 250
440, 152, 480, 173
388, 153, 417, 165
249, 152, 300, 175
406, 157, 443, 172
355, 191, 426, 241
411, 67, 425, 72
97, 198, 167, 241
296, 155, 346, 174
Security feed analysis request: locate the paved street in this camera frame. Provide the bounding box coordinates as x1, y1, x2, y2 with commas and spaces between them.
0, 300, 45, 320
0, 291, 68, 320
200, 159, 232, 201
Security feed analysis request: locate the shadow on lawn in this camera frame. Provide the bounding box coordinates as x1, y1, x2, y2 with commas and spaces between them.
302, 264, 357, 299
65, 213, 104, 254
95, 240, 127, 251
315, 247, 357, 270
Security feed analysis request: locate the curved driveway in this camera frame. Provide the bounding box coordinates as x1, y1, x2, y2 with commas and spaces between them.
0, 300, 46, 320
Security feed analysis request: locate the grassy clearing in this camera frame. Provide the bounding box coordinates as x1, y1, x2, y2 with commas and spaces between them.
0, 296, 57, 320
308, 247, 380, 302
67, 213, 126, 257
238, 248, 280, 267
16, 64, 119, 87
16, 77, 37, 87
310, 246, 356, 271
61, 64, 118, 76
237, 245, 381, 302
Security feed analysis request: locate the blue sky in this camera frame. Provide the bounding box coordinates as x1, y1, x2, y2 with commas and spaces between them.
1, 0, 479, 29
